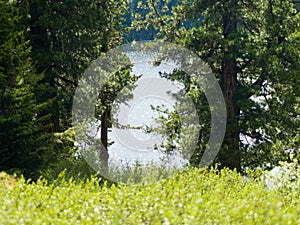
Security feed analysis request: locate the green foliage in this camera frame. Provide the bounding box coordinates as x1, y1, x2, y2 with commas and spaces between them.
261, 156, 299, 192
1, 0, 298, 180
0, 171, 19, 188
0, 0, 131, 179
154, 69, 211, 165
0, 0, 51, 179
44, 128, 100, 183
21, 0, 129, 131
136, 0, 300, 169
123, 0, 181, 42
0, 167, 299, 224
43, 158, 97, 184
95, 66, 140, 121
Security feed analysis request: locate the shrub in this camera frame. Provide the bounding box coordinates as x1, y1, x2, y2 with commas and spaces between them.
0, 167, 299, 224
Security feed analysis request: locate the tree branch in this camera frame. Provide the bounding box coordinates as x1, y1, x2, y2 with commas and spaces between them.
55, 74, 77, 87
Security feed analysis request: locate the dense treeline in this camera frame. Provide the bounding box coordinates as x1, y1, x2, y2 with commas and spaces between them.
0, 0, 299, 179
133, 0, 300, 170
0, 0, 51, 179
0, 0, 128, 179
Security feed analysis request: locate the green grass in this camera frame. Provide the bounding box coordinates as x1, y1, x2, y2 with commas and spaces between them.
0, 168, 299, 225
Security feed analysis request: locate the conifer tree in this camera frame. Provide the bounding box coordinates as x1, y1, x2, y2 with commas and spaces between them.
138, 0, 300, 170
0, 0, 51, 178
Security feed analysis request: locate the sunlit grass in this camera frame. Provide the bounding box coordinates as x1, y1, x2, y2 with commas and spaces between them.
0, 167, 299, 224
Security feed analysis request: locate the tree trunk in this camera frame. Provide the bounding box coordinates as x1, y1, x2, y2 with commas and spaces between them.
100, 108, 109, 168
220, 59, 241, 171
219, 0, 241, 171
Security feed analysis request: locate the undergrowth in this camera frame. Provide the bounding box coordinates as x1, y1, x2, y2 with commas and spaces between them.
0, 167, 299, 225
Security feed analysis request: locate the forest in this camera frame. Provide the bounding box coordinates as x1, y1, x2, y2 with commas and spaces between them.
1, 0, 299, 178
0, 0, 299, 223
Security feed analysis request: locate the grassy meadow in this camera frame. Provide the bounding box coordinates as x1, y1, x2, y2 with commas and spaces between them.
0, 167, 299, 225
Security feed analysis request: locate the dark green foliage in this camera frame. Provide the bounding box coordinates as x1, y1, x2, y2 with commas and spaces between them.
123, 0, 181, 42
1, 0, 130, 178
137, 0, 300, 170
154, 69, 211, 164
22, 0, 128, 132
2, 0, 129, 178
0, 0, 51, 179
123, 0, 158, 41
1, 0, 299, 179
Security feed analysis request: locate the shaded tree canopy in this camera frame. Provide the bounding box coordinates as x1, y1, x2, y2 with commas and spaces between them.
0, 0, 299, 179
135, 0, 300, 170
0, 0, 51, 179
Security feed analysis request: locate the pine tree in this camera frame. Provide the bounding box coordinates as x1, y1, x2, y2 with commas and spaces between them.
0, 0, 51, 179
138, 0, 300, 170
21, 0, 139, 171
20, 0, 128, 132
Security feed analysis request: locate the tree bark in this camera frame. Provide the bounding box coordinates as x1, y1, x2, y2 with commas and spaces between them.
219, 0, 241, 171
100, 108, 109, 169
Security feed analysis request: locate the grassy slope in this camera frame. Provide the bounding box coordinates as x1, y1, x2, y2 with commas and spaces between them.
0, 168, 299, 225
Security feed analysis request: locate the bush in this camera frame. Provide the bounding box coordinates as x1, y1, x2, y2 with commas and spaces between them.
261, 158, 299, 191
0, 167, 299, 224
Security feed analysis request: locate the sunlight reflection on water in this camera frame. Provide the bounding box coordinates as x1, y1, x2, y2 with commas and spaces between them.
106, 52, 189, 168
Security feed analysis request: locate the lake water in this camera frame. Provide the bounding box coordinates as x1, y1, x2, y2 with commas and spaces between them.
105, 52, 190, 168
